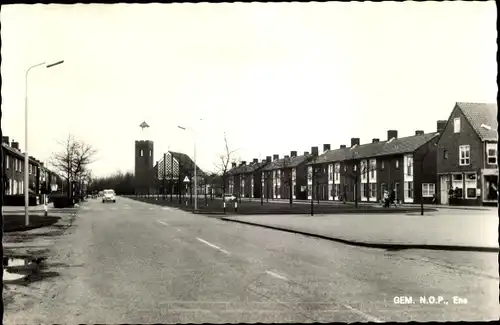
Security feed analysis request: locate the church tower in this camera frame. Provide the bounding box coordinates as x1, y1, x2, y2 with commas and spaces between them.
134, 122, 154, 194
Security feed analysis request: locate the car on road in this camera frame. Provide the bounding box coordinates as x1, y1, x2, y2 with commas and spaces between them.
223, 194, 236, 202
102, 189, 116, 203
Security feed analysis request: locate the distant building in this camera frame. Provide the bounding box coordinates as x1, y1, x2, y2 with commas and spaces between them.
154, 151, 206, 195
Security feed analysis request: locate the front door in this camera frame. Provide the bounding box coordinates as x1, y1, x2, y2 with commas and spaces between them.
440, 175, 450, 205
484, 175, 499, 202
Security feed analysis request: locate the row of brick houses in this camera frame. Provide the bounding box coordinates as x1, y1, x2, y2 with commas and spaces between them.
226, 102, 498, 206
2, 136, 63, 203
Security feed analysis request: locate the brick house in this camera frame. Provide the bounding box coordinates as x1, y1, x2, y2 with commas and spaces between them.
308, 129, 440, 204
227, 162, 242, 196
436, 102, 498, 206
261, 150, 315, 200
236, 158, 269, 198
2, 137, 43, 197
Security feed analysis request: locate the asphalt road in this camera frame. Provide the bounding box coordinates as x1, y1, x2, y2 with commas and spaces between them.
4, 196, 498, 323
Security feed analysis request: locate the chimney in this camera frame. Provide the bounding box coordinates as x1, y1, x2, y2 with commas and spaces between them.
2, 136, 9, 145
415, 130, 424, 136
266, 156, 272, 163
290, 151, 297, 157
262, 159, 267, 163
253, 158, 258, 163
11, 141, 19, 150
350, 138, 360, 147
323, 144, 331, 152
241, 161, 246, 166
284, 155, 289, 159
340, 145, 347, 149
437, 120, 447, 133
387, 130, 398, 140
231, 162, 237, 168
372, 138, 380, 143
311, 146, 319, 156
273, 154, 279, 161
304, 151, 310, 156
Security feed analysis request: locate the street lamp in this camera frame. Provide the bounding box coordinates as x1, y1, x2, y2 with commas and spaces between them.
25, 60, 64, 226
178, 125, 198, 211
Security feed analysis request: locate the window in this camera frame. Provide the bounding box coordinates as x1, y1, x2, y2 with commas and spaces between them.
6, 156, 9, 169
354, 164, 357, 172
381, 161, 385, 170
395, 160, 399, 169
465, 173, 477, 199
444, 150, 448, 159
369, 183, 377, 198
307, 166, 313, 183
422, 183, 435, 197
307, 185, 312, 198
407, 156, 413, 176
361, 183, 367, 198
404, 181, 414, 198
328, 164, 333, 182
454, 117, 460, 133
149, 150, 152, 157
29, 165, 32, 175
334, 184, 340, 199
328, 184, 333, 199
370, 159, 376, 178
361, 160, 367, 180
334, 164, 340, 181
140, 150, 144, 157
344, 165, 346, 172
459, 145, 470, 166
486, 143, 497, 165
452, 174, 463, 198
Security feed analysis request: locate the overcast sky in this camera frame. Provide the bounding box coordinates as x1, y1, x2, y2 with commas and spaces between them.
1, 2, 497, 178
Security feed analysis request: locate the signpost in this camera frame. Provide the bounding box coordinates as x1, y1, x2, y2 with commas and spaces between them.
183, 176, 190, 207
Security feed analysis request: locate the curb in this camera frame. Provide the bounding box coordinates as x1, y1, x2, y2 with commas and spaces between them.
220, 217, 499, 253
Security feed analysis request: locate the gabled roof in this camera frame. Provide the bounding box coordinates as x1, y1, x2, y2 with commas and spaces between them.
456, 102, 498, 141
241, 161, 269, 174
2, 143, 43, 165
260, 154, 314, 171
228, 164, 243, 175
169, 150, 206, 176
308, 132, 439, 164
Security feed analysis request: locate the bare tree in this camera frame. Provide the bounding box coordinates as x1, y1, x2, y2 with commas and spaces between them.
213, 133, 238, 197
50, 134, 97, 198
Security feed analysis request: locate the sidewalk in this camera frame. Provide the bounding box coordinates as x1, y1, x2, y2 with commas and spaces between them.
249, 198, 496, 211
221, 210, 499, 252
2, 204, 54, 213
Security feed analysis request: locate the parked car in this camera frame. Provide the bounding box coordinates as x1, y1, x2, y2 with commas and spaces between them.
102, 189, 116, 203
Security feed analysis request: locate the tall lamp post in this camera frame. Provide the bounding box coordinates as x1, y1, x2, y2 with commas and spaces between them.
178, 125, 198, 211
25, 60, 64, 226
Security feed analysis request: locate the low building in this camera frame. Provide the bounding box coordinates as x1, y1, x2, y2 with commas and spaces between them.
436, 102, 498, 206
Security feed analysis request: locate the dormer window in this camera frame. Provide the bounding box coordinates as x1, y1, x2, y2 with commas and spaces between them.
481, 124, 492, 130
387, 138, 395, 143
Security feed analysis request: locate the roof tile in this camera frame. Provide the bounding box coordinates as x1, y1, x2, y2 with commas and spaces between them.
456, 102, 498, 141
